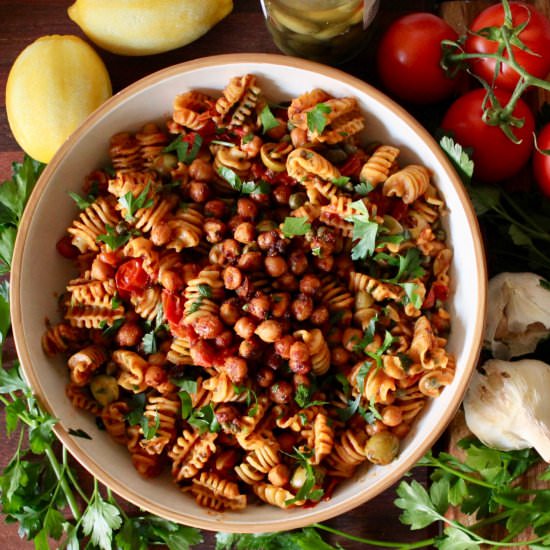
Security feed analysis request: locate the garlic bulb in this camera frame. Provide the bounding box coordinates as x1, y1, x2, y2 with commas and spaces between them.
463, 358, 550, 462
484, 272, 550, 359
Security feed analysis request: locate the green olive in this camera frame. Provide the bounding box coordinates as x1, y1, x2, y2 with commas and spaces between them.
289, 192, 307, 210
152, 152, 178, 176
90, 374, 119, 407
365, 431, 400, 465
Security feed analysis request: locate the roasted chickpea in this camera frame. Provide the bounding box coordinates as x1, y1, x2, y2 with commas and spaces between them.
115, 321, 143, 348
256, 366, 275, 388
224, 356, 248, 384
271, 292, 290, 317
270, 380, 293, 404
288, 251, 308, 275
291, 294, 314, 321
215, 330, 233, 348
334, 254, 354, 278
365, 432, 400, 465
228, 214, 247, 232
272, 184, 292, 205
189, 157, 215, 182
204, 219, 227, 243
221, 239, 241, 263
223, 266, 243, 290
192, 313, 224, 339
299, 274, 322, 296
237, 197, 259, 220
234, 316, 257, 340
237, 251, 263, 272
290, 127, 308, 148
310, 306, 329, 326
235, 276, 254, 300
144, 365, 167, 388
289, 341, 311, 374
392, 422, 411, 439
188, 181, 211, 203
90, 257, 115, 281
264, 255, 288, 278
381, 405, 403, 428
220, 299, 240, 325
273, 272, 298, 291
204, 199, 227, 219
208, 242, 225, 265
268, 463, 291, 487
248, 294, 271, 320
233, 222, 255, 244
331, 346, 351, 367
215, 403, 239, 424
239, 336, 263, 360
314, 254, 334, 272
255, 320, 283, 343
274, 334, 296, 359
366, 419, 387, 437
151, 222, 171, 246
293, 373, 311, 388
265, 348, 284, 370
257, 230, 277, 251
266, 118, 286, 140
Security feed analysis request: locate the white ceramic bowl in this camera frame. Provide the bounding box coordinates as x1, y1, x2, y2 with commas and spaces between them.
11, 54, 487, 533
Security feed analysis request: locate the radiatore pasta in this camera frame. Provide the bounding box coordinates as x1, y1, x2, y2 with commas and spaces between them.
44, 74, 455, 512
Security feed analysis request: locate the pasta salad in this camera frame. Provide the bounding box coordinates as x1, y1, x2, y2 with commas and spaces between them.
43, 74, 454, 512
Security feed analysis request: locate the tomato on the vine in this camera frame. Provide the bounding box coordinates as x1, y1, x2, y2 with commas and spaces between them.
441, 88, 535, 183
376, 13, 459, 104
115, 258, 149, 295
533, 123, 550, 197
465, 1, 550, 91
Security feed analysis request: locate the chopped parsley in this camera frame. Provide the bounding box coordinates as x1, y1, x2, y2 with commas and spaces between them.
141, 413, 160, 440
163, 133, 203, 164
285, 449, 324, 505
217, 166, 270, 195
96, 224, 137, 250
118, 182, 154, 222
281, 216, 311, 238
306, 103, 331, 135
354, 181, 374, 196
346, 200, 379, 261
259, 105, 281, 133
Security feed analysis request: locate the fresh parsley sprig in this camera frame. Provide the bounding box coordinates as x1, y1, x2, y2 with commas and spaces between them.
217, 166, 270, 195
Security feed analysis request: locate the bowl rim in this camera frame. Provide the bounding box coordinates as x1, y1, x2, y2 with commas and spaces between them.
10, 52, 487, 532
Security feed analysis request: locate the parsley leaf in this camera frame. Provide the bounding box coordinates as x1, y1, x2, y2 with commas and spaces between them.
217, 166, 269, 195
141, 413, 160, 440
68, 191, 95, 210
285, 449, 324, 506
395, 479, 441, 529
118, 182, 154, 222
96, 224, 136, 250
125, 393, 146, 426
306, 103, 331, 135
440, 135, 474, 186
294, 384, 328, 409
259, 105, 281, 133
346, 200, 379, 261
281, 216, 311, 238
187, 403, 220, 434
354, 181, 374, 196
81, 490, 122, 550
387, 248, 426, 283
163, 133, 203, 164
332, 176, 351, 189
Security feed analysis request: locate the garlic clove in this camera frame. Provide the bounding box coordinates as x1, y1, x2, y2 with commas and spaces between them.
464, 358, 550, 462
484, 272, 550, 359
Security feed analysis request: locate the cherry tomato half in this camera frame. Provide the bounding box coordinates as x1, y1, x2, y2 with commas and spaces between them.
115, 258, 149, 295
56, 235, 80, 259
533, 123, 550, 197
162, 290, 184, 325
441, 88, 535, 183
465, 1, 550, 91
376, 13, 459, 104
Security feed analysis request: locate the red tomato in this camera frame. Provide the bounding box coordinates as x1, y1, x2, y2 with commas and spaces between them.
465, 2, 550, 91
115, 259, 149, 294
533, 123, 550, 197
441, 88, 535, 183
162, 290, 184, 325
376, 13, 459, 104
56, 235, 79, 259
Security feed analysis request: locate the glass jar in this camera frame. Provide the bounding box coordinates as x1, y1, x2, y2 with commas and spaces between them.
260, 0, 379, 65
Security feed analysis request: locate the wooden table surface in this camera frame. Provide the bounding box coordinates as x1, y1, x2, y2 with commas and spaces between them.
0, 1, 476, 548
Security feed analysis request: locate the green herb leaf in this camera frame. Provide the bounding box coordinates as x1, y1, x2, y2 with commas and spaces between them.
164, 133, 203, 164
259, 105, 281, 133
346, 200, 379, 261
96, 224, 134, 250
354, 181, 374, 196
440, 135, 474, 185
141, 412, 160, 440
68, 191, 95, 210
118, 182, 154, 222
285, 449, 324, 506
217, 166, 269, 195
332, 176, 351, 189
179, 391, 193, 419
67, 428, 92, 440
126, 393, 146, 426
187, 403, 220, 434
395, 479, 441, 529
141, 332, 158, 355
281, 216, 311, 238
307, 103, 331, 135
81, 494, 122, 550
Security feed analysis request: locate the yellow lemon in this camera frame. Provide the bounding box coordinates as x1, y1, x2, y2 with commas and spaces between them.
6, 35, 112, 164
67, 0, 233, 56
